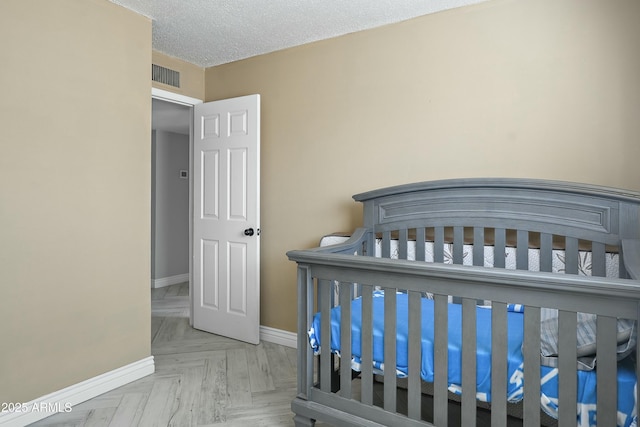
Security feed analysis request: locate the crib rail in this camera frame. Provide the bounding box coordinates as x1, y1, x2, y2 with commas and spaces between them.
288, 249, 640, 427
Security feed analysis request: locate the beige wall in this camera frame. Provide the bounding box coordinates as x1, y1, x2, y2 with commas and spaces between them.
153, 51, 205, 100
1, 0, 637, 404
0, 0, 152, 402
205, 0, 640, 332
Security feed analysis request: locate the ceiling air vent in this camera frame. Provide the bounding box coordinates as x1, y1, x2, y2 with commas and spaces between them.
152, 64, 180, 88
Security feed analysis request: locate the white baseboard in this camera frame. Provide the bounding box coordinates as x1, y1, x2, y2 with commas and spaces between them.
151, 273, 189, 288
260, 325, 297, 348
0, 357, 154, 427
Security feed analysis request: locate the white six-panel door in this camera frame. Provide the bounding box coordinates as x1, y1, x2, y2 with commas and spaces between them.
192, 94, 260, 344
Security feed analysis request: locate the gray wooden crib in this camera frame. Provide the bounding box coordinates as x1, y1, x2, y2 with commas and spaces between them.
286, 178, 640, 427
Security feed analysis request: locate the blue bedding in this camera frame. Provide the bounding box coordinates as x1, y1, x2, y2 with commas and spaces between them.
308, 291, 637, 427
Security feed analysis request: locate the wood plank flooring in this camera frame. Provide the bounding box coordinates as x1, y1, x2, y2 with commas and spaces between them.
29, 282, 305, 427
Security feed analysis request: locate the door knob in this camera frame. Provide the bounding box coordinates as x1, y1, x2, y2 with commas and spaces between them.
244, 228, 255, 236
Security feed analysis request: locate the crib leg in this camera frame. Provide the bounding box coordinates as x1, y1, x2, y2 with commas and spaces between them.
293, 414, 316, 427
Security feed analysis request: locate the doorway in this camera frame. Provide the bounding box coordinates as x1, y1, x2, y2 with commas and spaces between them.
150, 90, 261, 344
151, 88, 203, 325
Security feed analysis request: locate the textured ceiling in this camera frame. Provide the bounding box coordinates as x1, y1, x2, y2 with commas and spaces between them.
111, 0, 489, 68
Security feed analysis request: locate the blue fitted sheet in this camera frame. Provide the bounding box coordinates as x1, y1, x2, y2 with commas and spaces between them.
308, 291, 637, 427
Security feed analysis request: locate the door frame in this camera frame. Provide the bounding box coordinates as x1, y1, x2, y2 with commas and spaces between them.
151, 87, 202, 326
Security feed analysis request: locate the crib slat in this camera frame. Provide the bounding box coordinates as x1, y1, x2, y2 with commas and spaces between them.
491, 301, 507, 427
319, 279, 332, 393
473, 227, 484, 267
434, 294, 448, 427
516, 230, 529, 270
564, 237, 579, 274
339, 282, 352, 399
473, 227, 486, 304
591, 241, 606, 277
453, 226, 464, 264
461, 297, 477, 426
407, 290, 421, 420
523, 305, 541, 427
434, 226, 445, 263
382, 231, 391, 259
416, 227, 426, 262
298, 266, 313, 397
398, 228, 408, 260
494, 228, 506, 268
360, 285, 374, 405
540, 233, 553, 273
557, 310, 577, 427
383, 287, 397, 412
596, 315, 618, 426
620, 244, 628, 278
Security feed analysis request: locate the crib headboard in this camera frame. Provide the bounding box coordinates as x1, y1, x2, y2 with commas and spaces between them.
353, 178, 640, 278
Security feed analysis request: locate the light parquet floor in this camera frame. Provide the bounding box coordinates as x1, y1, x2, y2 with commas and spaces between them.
29, 282, 312, 427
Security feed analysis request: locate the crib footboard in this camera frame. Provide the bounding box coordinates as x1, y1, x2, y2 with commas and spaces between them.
287, 249, 640, 427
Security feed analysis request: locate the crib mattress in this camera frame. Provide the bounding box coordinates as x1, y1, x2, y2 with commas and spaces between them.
308, 291, 637, 427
